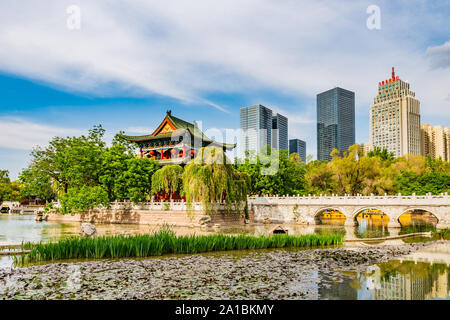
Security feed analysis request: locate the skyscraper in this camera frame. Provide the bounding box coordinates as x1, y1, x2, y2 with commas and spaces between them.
421, 124, 449, 161
289, 139, 306, 161
240, 104, 272, 156
317, 87, 355, 161
272, 113, 288, 150
369, 68, 421, 158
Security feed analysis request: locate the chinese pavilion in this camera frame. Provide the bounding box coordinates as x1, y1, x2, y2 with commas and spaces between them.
124, 110, 236, 166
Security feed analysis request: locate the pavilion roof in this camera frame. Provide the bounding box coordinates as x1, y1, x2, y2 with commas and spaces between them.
124, 110, 236, 150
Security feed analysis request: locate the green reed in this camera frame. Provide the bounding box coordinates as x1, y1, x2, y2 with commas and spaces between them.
14, 228, 343, 264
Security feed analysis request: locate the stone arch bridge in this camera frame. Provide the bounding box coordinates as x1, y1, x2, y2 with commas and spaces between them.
248, 193, 450, 229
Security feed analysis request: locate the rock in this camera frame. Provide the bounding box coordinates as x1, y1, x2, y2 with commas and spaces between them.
80, 223, 98, 238
263, 217, 271, 224
198, 215, 212, 226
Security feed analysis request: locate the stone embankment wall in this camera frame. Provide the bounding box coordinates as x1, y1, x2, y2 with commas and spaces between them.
47, 201, 250, 227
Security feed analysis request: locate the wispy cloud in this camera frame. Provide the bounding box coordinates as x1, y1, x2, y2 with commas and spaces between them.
426, 41, 450, 69
0, 0, 448, 118
0, 117, 82, 150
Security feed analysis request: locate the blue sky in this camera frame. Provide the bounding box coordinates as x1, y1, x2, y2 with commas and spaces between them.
1, 0, 449, 179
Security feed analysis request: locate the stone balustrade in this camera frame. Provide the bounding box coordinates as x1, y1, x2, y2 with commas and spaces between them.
247, 193, 450, 229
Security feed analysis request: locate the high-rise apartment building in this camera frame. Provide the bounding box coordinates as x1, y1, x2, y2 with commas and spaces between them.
317, 87, 355, 161
361, 142, 371, 156
240, 104, 273, 156
272, 113, 288, 150
289, 139, 306, 161
369, 68, 421, 158
421, 124, 449, 161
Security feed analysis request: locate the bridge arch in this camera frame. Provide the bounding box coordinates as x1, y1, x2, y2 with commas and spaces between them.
350, 207, 389, 221
313, 207, 348, 218
314, 207, 348, 225
398, 207, 440, 227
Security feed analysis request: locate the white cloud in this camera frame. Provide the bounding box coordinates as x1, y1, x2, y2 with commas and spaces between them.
0, 0, 448, 120
0, 117, 82, 150
426, 40, 450, 69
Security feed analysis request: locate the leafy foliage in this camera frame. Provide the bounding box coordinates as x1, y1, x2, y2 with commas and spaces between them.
59, 186, 110, 215
19, 126, 159, 212
151, 165, 184, 199
235, 147, 306, 196
0, 170, 12, 202
0, 170, 24, 202
183, 147, 249, 216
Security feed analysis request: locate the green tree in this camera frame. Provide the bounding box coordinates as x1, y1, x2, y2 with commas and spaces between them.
114, 157, 159, 203
0, 170, 12, 202
305, 160, 335, 195
236, 147, 306, 196
395, 171, 450, 195
151, 165, 184, 200
59, 186, 110, 215
183, 147, 249, 216
367, 146, 395, 162
19, 167, 55, 202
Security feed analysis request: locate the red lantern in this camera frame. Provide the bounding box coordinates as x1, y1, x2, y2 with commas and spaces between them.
150, 150, 155, 156
171, 149, 177, 154
190, 150, 195, 155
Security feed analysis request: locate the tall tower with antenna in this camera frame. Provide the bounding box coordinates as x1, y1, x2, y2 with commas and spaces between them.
369, 67, 421, 157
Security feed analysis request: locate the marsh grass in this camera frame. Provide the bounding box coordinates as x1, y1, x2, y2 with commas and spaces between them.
15, 227, 343, 264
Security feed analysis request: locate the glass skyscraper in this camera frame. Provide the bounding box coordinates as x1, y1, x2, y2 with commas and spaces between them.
240, 104, 273, 156
272, 113, 288, 150
317, 87, 355, 161
289, 139, 306, 161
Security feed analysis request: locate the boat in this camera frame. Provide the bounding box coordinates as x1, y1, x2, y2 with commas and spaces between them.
0, 204, 10, 214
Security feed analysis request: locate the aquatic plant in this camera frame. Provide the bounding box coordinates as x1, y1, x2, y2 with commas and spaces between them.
15, 228, 343, 264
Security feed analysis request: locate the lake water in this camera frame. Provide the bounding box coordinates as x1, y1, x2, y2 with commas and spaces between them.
1, 214, 449, 300
0, 214, 413, 248
319, 243, 450, 300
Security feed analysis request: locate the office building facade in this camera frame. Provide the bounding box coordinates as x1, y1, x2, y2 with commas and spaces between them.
289, 139, 306, 161
272, 113, 288, 150
317, 87, 355, 161
240, 104, 273, 156
369, 68, 421, 158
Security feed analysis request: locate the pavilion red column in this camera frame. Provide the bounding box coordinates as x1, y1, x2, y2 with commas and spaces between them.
140, 149, 143, 159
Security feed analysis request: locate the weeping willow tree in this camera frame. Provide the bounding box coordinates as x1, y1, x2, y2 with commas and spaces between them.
151, 165, 184, 200
182, 146, 250, 217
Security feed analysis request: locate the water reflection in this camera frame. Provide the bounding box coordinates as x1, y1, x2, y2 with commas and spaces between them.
399, 210, 438, 227
320, 244, 450, 300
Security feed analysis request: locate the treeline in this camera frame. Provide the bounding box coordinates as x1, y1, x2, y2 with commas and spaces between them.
9, 126, 450, 214
16, 126, 248, 215
17, 126, 158, 213
0, 170, 22, 202
234, 145, 450, 197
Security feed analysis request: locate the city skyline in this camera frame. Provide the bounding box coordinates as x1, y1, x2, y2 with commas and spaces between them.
1, 1, 449, 179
